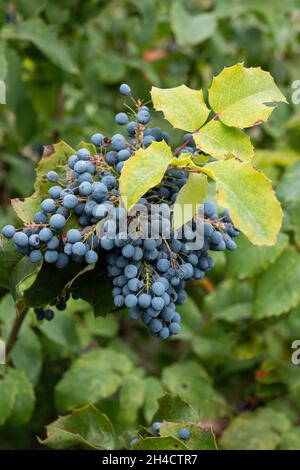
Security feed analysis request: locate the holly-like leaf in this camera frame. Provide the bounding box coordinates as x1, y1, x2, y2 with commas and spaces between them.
173, 173, 208, 230
254, 248, 300, 318
9, 256, 43, 309
132, 436, 188, 450
209, 64, 287, 128
151, 85, 210, 132
6, 368, 35, 426
118, 369, 145, 425
35, 141, 75, 188
40, 405, 115, 450
220, 408, 291, 450
143, 378, 164, 424
194, 120, 254, 160
162, 361, 226, 418
0, 375, 17, 426
119, 140, 173, 210
227, 232, 289, 279
202, 159, 282, 246
170, 0, 216, 46
160, 422, 218, 450
6, 19, 78, 74
55, 349, 132, 411
0, 239, 22, 289
153, 393, 199, 423
204, 279, 254, 323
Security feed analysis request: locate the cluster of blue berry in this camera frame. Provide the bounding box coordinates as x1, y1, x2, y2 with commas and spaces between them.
2, 83, 239, 334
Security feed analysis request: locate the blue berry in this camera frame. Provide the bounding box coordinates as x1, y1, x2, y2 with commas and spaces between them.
77, 148, 90, 160
29, 234, 40, 247
13, 232, 29, 247
91, 133, 104, 146
2, 225, 15, 238
49, 214, 66, 230
111, 134, 127, 151
169, 322, 181, 335
63, 194, 78, 209
34, 211, 48, 224
137, 109, 150, 125
66, 229, 82, 243
115, 112, 129, 125
44, 250, 59, 264
56, 253, 69, 269
125, 294, 138, 308
138, 293, 152, 309
48, 185, 62, 199
72, 242, 86, 256
122, 244, 134, 258
85, 250, 98, 264
118, 149, 131, 161
47, 171, 59, 182
178, 428, 190, 440
41, 198, 56, 213
30, 250, 42, 263
68, 154, 78, 169
126, 121, 137, 136
160, 327, 170, 339
79, 181, 92, 196
151, 422, 161, 435
151, 281, 165, 296
114, 294, 125, 307
124, 264, 138, 279
119, 83, 131, 95
44, 309, 54, 321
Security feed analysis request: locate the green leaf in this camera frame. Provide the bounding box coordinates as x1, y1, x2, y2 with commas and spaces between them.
143, 378, 164, 424
151, 85, 210, 132
0, 375, 17, 426
280, 428, 300, 450
203, 159, 282, 246
162, 361, 226, 418
38, 311, 81, 353
204, 279, 253, 322
173, 173, 208, 230
132, 436, 188, 450
153, 393, 199, 423
170, 0, 216, 46
118, 369, 145, 425
209, 63, 287, 128
0, 42, 8, 81
6, 368, 35, 426
10, 326, 42, 384
254, 248, 300, 318
277, 160, 300, 203
9, 256, 42, 307
227, 232, 289, 279
55, 349, 132, 411
84, 311, 119, 338
35, 141, 75, 189
220, 408, 291, 450
72, 266, 115, 317
194, 120, 254, 160
40, 405, 115, 450
119, 140, 173, 210
7, 19, 78, 73
0, 240, 22, 289
160, 422, 218, 450
24, 263, 80, 308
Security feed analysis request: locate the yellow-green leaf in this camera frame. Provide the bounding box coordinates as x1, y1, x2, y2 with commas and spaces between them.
194, 120, 254, 161
203, 159, 282, 246
151, 85, 210, 132
173, 173, 208, 230
209, 63, 287, 128
119, 140, 173, 210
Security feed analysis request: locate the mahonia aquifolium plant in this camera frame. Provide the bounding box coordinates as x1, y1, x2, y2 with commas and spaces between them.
1, 64, 286, 339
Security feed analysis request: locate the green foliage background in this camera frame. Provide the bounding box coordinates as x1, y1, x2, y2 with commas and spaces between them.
1, 0, 300, 450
